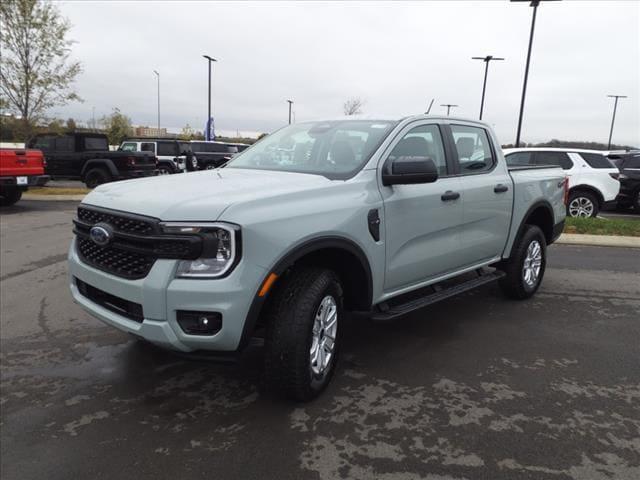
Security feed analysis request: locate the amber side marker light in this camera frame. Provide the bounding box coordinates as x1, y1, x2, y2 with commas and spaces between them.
258, 273, 279, 297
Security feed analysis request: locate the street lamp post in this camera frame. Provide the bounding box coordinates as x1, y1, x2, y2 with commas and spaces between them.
607, 95, 627, 149
511, 0, 561, 147
153, 70, 160, 136
287, 99, 293, 124
441, 104, 458, 116
472, 55, 504, 120
203, 55, 217, 140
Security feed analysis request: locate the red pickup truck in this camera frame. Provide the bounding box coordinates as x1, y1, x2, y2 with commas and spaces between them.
0, 148, 50, 206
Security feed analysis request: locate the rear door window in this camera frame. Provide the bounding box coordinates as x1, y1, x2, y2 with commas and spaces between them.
54, 136, 74, 152
579, 153, 615, 169
84, 136, 108, 151
450, 125, 495, 174
505, 151, 533, 166
533, 151, 573, 170
141, 143, 155, 153
157, 142, 176, 156
121, 142, 137, 152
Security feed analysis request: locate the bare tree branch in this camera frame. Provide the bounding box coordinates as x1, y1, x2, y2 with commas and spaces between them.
343, 97, 365, 116
0, 0, 83, 138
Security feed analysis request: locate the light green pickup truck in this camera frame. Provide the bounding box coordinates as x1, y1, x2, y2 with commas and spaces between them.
69, 116, 566, 400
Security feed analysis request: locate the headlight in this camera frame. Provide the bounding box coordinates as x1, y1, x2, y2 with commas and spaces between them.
160, 222, 239, 278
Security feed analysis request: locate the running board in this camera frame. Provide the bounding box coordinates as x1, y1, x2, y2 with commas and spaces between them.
371, 270, 505, 322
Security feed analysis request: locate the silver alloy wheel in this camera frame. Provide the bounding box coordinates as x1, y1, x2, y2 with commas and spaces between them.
158, 168, 170, 175
310, 295, 338, 377
522, 240, 543, 288
569, 197, 594, 217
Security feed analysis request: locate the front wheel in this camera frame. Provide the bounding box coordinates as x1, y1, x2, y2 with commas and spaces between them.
264, 267, 343, 401
498, 225, 547, 300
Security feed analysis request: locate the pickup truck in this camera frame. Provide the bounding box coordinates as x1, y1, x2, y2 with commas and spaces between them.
0, 148, 50, 206
27, 132, 157, 188
68, 116, 566, 401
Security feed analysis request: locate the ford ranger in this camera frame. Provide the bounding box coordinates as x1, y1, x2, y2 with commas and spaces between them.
68, 116, 567, 400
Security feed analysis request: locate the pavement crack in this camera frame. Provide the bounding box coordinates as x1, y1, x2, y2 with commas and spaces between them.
37, 297, 54, 340
0, 253, 68, 282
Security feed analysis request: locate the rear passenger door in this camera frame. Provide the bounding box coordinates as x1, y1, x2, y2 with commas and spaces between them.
381, 121, 464, 292
448, 124, 513, 266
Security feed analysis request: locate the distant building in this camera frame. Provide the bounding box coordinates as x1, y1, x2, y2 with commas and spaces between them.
132, 126, 168, 137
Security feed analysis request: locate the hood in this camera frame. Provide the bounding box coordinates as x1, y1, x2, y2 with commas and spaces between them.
81, 168, 332, 221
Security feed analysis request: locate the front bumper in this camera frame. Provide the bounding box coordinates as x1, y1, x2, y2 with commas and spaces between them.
68, 238, 266, 352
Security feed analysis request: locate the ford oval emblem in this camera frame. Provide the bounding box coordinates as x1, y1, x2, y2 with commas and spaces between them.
89, 223, 113, 247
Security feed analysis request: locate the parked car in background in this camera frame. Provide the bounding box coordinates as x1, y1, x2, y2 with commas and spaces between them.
227, 142, 251, 153
503, 148, 619, 218
69, 116, 566, 401
119, 139, 191, 174
190, 141, 238, 169
27, 133, 157, 188
608, 152, 640, 212
0, 148, 49, 206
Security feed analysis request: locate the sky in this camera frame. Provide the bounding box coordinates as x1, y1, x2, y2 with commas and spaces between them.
51, 0, 640, 146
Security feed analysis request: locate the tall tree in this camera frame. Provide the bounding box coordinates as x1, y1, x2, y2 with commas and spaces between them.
0, 0, 82, 139
343, 97, 365, 116
100, 108, 132, 146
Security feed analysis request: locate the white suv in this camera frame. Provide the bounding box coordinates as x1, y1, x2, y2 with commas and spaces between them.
504, 148, 620, 218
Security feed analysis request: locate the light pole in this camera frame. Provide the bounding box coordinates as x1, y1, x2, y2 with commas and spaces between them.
287, 99, 293, 124
512, 0, 561, 147
441, 104, 458, 116
203, 55, 217, 140
472, 55, 504, 120
607, 95, 627, 149
153, 70, 160, 136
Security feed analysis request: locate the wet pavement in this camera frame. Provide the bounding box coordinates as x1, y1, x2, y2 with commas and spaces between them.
1, 200, 639, 480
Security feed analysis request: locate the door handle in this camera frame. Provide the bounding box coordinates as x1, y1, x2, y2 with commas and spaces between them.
494, 184, 509, 193
441, 191, 460, 201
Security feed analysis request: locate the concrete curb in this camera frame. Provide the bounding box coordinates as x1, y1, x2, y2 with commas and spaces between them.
556, 233, 640, 249
22, 194, 86, 201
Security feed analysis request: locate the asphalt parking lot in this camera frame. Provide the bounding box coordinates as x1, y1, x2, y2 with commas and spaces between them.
1, 200, 639, 480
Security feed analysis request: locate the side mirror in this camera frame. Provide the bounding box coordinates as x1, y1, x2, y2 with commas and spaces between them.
382, 156, 439, 186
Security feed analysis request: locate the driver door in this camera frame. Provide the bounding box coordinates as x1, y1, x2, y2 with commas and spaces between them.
380, 122, 464, 293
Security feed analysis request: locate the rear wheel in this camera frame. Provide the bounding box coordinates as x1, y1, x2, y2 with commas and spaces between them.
634, 190, 640, 212
157, 165, 173, 175
0, 188, 23, 206
264, 267, 343, 401
567, 191, 599, 218
84, 168, 112, 188
498, 225, 547, 300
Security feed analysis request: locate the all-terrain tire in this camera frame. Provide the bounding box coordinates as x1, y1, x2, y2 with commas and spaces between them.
498, 225, 547, 300
264, 267, 343, 401
84, 168, 112, 188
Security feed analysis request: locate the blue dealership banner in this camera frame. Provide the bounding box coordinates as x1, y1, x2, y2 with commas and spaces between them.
205, 117, 215, 141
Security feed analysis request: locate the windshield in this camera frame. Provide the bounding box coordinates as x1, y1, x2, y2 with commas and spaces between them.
226, 120, 397, 179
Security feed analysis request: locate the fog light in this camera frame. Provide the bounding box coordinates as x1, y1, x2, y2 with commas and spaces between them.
176, 310, 222, 336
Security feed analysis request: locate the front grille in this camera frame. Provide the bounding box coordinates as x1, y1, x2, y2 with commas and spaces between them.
76, 278, 144, 323
74, 205, 203, 280
77, 238, 155, 279
77, 206, 155, 235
